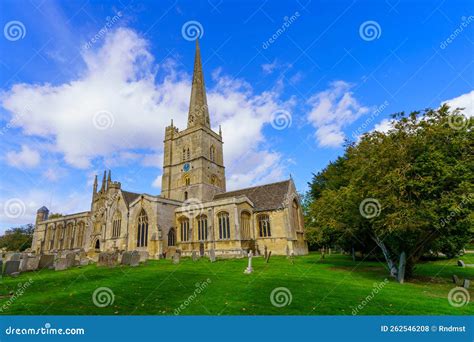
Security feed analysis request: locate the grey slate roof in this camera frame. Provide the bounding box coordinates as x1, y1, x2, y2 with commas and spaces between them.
122, 191, 141, 207
213, 180, 291, 211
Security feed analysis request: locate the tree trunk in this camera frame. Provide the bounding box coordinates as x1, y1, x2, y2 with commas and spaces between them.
372, 236, 398, 278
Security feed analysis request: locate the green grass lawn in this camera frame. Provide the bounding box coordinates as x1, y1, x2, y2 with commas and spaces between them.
0, 252, 472, 315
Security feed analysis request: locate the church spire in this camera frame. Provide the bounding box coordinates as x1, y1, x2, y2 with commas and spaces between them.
187, 39, 210, 128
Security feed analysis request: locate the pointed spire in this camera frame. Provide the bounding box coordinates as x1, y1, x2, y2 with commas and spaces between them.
93, 175, 98, 193
100, 170, 106, 192
188, 39, 210, 128
107, 170, 111, 187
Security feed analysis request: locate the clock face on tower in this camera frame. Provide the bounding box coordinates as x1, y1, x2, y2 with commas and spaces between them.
183, 163, 190, 172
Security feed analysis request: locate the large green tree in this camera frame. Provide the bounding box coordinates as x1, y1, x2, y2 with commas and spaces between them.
0, 224, 34, 251
306, 105, 473, 281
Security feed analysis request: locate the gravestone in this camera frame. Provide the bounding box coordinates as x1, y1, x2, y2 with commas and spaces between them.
244, 251, 253, 274
39, 254, 55, 269
166, 249, 176, 260
173, 253, 180, 264
285, 246, 290, 258
138, 251, 149, 263
55, 258, 69, 271
209, 249, 216, 263
265, 251, 272, 264
463, 279, 470, 289
121, 252, 132, 265
457, 260, 465, 267
199, 243, 205, 257
192, 251, 198, 261
23, 256, 40, 272
452, 274, 460, 285
397, 252, 406, 284
130, 251, 140, 267
10, 253, 21, 262
65, 253, 76, 268
4, 260, 20, 276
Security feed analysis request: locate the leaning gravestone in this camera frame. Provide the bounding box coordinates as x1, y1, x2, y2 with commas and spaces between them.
22, 256, 40, 272
121, 251, 132, 265
130, 251, 140, 267
192, 251, 198, 261
397, 252, 406, 284
4, 260, 20, 276
457, 260, 465, 267
65, 253, 76, 268
452, 274, 460, 285
463, 279, 470, 289
264, 245, 268, 260
209, 249, 216, 263
173, 253, 180, 264
10, 253, 21, 262
39, 254, 55, 269
55, 258, 69, 271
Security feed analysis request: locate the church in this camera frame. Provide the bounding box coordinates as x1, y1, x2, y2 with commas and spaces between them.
31, 40, 308, 259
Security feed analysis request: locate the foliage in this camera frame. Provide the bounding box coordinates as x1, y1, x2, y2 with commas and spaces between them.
0, 224, 34, 251
306, 105, 474, 280
48, 213, 63, 219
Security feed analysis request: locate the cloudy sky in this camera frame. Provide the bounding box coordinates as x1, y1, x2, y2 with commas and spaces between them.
0, 0, 472, 231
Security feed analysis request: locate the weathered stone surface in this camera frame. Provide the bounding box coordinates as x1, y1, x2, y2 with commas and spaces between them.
138, 251, 149, 263
192, 251, 198, 261
130, 251, 140, 267
452, 274, 459, 285
121, 252, 132, 265
10, 253, 21, 262
4, 260, 20, 275
55, 258, 69, 271
65, 253, 76, 268
39, 254, 55, 269
98, 252, 118, 267
20, 256, 40, 272
173, 253, 180, 264
209, 249, 216, 262
458, 260, 465, 267
463, 279, 470, 289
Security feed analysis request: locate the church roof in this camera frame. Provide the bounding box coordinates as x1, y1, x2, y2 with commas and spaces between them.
121, 190, 141, 207
213, 180, 291, 211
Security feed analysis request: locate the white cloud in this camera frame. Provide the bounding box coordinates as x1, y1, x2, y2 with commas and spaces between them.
307, 81, 369, 147
5, 145, 40, 169
1, 28, 288, 191
443, 90, 474, 117
151, 175, 162, 189
373, 118, 395, 133
261, 59, 278, 74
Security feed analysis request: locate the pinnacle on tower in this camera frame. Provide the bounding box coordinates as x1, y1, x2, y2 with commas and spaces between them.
100, 170, 106, 192
187, 39, 210, 128
107, 170, 112, 189
93, 174, 98, 193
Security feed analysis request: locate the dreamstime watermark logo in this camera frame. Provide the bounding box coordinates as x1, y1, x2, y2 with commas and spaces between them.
181, 21, 204, 41
440, 16, 474, 50
359, 21, 382, 41
359, 198, 381, 219
352, 278, 388, 315
435, 193, 473, 230
351, 100, 390, 139
4, 198, 26, 219
270, 109, 292, 130
181, 198, 204, 218
93, 110, 115, 130
262, 12, 300, 49
448, 287, 470, 307
4, 21, 26, 41
0, 278, 34, 313
270, 287, 292, 307
448, 114, 470, 130
174, 278, 211, 315
92, 287, 115, 307
83, 11, 123, 50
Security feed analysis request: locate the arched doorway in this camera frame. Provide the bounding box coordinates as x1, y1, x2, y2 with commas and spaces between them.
95, 239, 100, 250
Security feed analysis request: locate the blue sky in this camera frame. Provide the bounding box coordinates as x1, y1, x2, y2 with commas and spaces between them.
0, 0, 473, 231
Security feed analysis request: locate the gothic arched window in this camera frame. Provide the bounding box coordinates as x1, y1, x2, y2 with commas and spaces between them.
240, 211, 251, 240
292, 199, 301, 231
184, 175, 190, 186
180, 217, 190, 242
112, 211, 122, 238
76, 221, 85, 248
137, 209, 148, 247
258, 214, 271, 237
218, 212, 230, 240
168, 228, 176, 246
197, 215, 208, 241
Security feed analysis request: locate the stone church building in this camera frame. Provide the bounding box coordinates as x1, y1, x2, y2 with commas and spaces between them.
31, 41, 308, 259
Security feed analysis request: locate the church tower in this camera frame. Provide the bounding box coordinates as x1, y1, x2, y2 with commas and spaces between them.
161, 40, 226, 202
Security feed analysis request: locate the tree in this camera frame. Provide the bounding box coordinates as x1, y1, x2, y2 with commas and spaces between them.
306, 106, 473, 281
0, 224, 35, 251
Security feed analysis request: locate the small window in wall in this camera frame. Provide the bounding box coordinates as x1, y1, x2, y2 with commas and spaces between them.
184, 191, 188, 200
180, 218, 190, 241
168, 228, 176, 246
197, 215, 208, 241
258, 214, 271, 237
218, 212, 230, 240
182, 148, 186, 161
